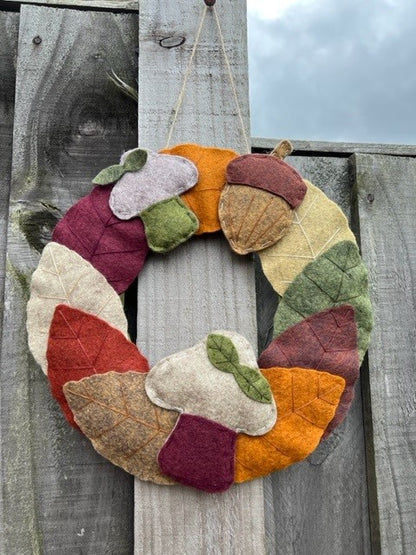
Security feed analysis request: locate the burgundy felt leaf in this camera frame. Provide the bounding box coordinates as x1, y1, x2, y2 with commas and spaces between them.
47, 305, 149, 429
258, 305, 360, 438
52, 184, 149, 294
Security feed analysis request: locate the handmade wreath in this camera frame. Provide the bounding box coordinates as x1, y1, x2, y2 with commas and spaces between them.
26, 140, 373, 493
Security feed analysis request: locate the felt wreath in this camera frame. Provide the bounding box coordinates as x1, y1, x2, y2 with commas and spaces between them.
26, 140, 373, 493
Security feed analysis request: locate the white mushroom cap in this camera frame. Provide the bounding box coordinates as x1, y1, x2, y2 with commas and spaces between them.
109, 150, 198, 219
145, 330, 277, 436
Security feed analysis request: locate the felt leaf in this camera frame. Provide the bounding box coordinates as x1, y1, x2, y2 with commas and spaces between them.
52, 185, 149, 293
219, 184, 293, 254
226, 154, 307, 208
259, 180, 357, 295
207, 333, 272, 404
109, 150, 198, 219
145, 330, 277, 435
123, 148, 148, 172
235, 367, 345, 482
93, 164, 126, 185
63, 372, 178, 485
233, 365, 273, 405
273, 240, 373, 361
158, 413, 237, 493
259, 306, 360, 438
27, 242, 128, 374
161, 143, 239, 234
206, 333, 239, 372
139, 197, 199, 253
47, 305, 149, 429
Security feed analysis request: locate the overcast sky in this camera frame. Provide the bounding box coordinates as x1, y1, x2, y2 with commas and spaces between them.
247, 0, 416, 144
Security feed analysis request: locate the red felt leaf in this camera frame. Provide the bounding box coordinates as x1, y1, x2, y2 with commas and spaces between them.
47, 304, 149, 429
258, 305, 360, 438
52, 184, 149, 294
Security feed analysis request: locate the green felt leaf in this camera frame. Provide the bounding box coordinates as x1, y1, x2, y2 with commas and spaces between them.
206, 333, 240, 373
93, 164, 126, 185
273, 240, 373, 361
123, 149, 148, 172
207, 334, 273, 404
140, 197, 198, 253
233, 365, 273, 404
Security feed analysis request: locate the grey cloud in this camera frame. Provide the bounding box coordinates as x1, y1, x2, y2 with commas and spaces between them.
248, 0, 416, 143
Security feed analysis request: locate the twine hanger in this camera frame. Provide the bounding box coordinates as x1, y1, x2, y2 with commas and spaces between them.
165, 1, 251, 153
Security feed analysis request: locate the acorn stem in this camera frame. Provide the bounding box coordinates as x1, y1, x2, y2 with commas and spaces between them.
271, 139, 293, 160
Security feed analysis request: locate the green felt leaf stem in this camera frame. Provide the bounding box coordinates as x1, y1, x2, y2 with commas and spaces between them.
273, 240, 373, 361
123, 148, 148, 172
93, 164, 126, 185
93, 149, 148, 186
234, 365, 273, 404
206, 334, 239, 373
207, 333, 273, 404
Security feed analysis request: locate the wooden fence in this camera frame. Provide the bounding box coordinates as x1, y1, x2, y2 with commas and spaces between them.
1, 2, 415, 554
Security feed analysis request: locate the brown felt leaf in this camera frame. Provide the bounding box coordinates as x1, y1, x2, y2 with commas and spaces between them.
64, 372, 178, 485
219, 185, 293, 254
235, 367, 345, 482
27, 242, 128, 374
259, 180, 357, 295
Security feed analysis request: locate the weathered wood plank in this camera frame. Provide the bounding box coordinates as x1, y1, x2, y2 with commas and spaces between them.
253, 137, 416, 158
134, 2, 266, 554
354, 153, 416, 554
0, 12, 19, 343
256, 154, 371, 555
0, 14, 20, 551
0, 6, 138, 553
5, 0, 138, 10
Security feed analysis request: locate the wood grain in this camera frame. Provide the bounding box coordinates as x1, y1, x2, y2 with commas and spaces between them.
0, 13, 19, 345
134, 2, 267, 554
0, 6, 138, 553
354, 153, 416, 554
257, 155, 371, 555
5, 0, 138, 10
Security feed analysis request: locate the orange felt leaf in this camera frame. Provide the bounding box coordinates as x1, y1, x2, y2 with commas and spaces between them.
47, 305, 149, 429
161, 143, 239, 234
64, 372, 178, 485
235, 367, 345, 482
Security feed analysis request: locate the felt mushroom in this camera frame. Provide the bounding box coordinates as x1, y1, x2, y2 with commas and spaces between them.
145, 331, 277, 492
93, 148, 200, 253
219, 140, 307, 255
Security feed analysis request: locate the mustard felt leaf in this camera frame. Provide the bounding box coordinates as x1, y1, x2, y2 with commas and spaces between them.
259, 180, 357, 295
207, 333, 272, 404
123, 148, 148, 172
207, 333, 240, 373
234, 365, 273, 404
93, 164, 126, 185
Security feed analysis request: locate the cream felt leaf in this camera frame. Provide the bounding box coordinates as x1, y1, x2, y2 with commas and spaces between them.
235, 367, 345, 482
273, 240, 373, 361
63, 372, 178, 485
27, 242, 128, 374
259, 180, 357, 295
145, 330, 277, 435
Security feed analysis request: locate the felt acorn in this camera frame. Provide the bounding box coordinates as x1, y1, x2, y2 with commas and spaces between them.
145, 331, 277, 492
93, 148, 200, 253
219, 140, 307, 255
